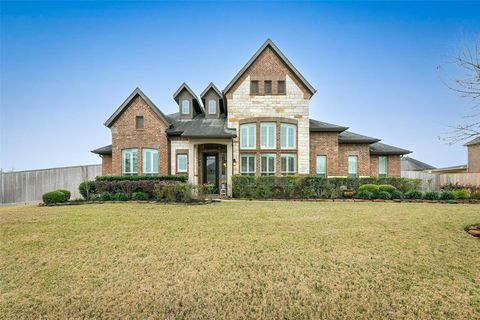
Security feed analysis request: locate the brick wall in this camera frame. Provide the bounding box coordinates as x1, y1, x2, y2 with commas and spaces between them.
309, 132, 339, 176
370, 155, 401, 177
101, 155, 112, 176
110, 95, 169, 176
338, 144, 370, 176
468, 144, 480, 173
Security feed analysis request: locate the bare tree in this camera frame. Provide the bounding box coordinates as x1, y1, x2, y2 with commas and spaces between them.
441, 41, 480, 144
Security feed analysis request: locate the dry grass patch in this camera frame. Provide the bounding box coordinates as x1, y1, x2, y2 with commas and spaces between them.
1, 202, 479, 319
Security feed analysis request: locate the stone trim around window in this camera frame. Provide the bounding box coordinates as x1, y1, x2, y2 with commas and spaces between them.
175, 149, 189, 175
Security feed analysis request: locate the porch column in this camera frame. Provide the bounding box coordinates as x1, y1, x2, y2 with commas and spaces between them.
188, 143, 195, 184
227, 141, 233, 197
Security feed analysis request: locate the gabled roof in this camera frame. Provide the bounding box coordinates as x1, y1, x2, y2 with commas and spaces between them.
369, 142, 411, 155
338, 131, 380, 144
104, 88, 170, 128
91, 144, 112, 155
309, 119, 348, 132
401, 157, 436, 171
200, 82, 223, 99
166, 113, 236, 138
173, 82, 204, 111
464, 136, 480, 146
430, 164, 468, 173
223, 39, 316, 95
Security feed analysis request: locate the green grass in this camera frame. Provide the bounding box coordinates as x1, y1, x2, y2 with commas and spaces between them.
1, 202, 479, 319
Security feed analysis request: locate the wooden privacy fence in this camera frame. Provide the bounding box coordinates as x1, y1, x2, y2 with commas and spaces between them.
401, 171, 480, 191
1, 164, 102, 205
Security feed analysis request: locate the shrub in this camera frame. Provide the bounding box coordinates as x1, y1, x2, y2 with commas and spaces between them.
79, 181, 96, 200
358, 184, 380, 194
42, 191, 67, 204
95, 180, 158, 198
453, 189, 470, 200
390, 190, 403, 199
377, 190, 391, 200
132, 191, 149, 201
472, 191, 480, 200
98, 191, 113, 201
355, 190, 373, 200
95, 175, 187, 182
440, 191, 457, 200
424, 191, 440, 200
114, 192, 129, 201
57, 189, 71, 201
378, 184, 397, 194
154, 182, 196, 203
405, 189, 423, 199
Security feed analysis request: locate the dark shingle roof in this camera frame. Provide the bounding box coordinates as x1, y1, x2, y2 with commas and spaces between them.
369, 142, 411, 155
465, 136, 480, 146
91, 144, 112, 155
309, 119, 348, 132
104, 88, 170, 128
167, 113, 236, 138
401, 157, 436, 171
338, 131, 380, 144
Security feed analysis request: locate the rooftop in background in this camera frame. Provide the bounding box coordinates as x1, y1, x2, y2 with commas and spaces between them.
430, 164, 468, 174
401, 156, 436, 171
464, 136, 480, 146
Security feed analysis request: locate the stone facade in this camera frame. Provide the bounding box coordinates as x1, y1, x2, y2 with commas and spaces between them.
467, 144, 480, 173
110, 95, 169, 176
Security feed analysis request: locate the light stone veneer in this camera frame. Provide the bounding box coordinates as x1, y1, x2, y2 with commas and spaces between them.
170, 139, 190, 175
227, 75, 310, 174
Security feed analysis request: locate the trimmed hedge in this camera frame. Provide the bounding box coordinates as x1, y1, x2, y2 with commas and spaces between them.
79, 181, 96, 200
232, 175, 420, 199
57, 189, 71, 201
95, 175, 187, 182
43, 190, 68, 204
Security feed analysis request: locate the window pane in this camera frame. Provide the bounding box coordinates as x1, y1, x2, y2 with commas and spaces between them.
241, 156, 248, 172
182, 100, 190, 114
261, 123, 276, 149
136, 116, 144, 129
240, 124, 256, 149
122, 149, 138, 175
208, 100, 216, 114
240, 154, 255, 175
250, 81, 259, 94
248, 156, 255, 173
277, 80, 286, 94
177, 154, 188, 172
379, 156, 388, 176
281, 124, 296, 149
316, 155, 326, 176
264, 81, 272, 94
143, 149, 158, 175
348, 156, 358, 176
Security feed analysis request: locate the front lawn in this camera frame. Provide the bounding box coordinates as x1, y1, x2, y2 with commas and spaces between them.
1, 202, 479, 319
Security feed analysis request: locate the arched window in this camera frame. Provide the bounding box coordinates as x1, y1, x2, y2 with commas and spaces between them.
181, 100, 190, 114
208, 100, 217, 114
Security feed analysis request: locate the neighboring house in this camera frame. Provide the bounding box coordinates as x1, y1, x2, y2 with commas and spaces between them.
401, 156, 436, 172
430, 165, 468, 174
465, 137, 480, 173
92, 39, 411, 196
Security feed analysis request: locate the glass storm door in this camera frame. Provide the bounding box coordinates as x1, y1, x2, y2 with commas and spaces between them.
203, 154, 218, 194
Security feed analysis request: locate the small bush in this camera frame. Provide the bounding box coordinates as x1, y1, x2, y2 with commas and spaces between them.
355, 190, 373, 200
424, 191, 440, 200
57, 189, 71, 201
79, 181, 96, 200
377, 190, 392, 200
405, 189, 423, 199
379, 184, 397, 194
132, 191, 149, 201
453, 189, 470, 200
472, 191, 480, 200
98, 191, 113, 201
440, 191, 457, 200
358, 184, 380, 194
114, 192, 129, 201
154, 182, 196, 203
390, 190, 403, 199
42, 191, 67, 204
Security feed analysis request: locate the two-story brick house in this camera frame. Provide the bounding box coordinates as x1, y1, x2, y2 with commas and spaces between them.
92, 39, 411, 196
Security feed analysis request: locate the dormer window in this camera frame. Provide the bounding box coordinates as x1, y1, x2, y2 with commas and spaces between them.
208, 100, 217, 114
181, 100, 190, 114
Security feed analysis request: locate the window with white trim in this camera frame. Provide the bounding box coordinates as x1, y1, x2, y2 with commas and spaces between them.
260, 122, 276, 149
316, 155, 327, 177
348, 155, 358, 177
379, 156, 388, 177
260, 153, 276, 176
122, 148, 138, 176
281, 123, 296, 149
240, 154, 256, 176
177, 154, 188, 173
181, 100, 190, 114
142, 148, 158, 176
208, 100, 216, 114
240, 123, 256, 149
281, 154, 296, 175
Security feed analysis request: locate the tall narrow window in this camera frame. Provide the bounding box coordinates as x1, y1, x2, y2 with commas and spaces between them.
260, 122, 276, 149
122, 148, 138, 176
181, 100, 190, 114
240, 154, 256, 176
348, 155, 358, 177
280, 123, 296, 149
379, 156, 388, 177
316, 155, 327, 177
142, 148, 158, 176
264, 80, 272, 95
240, 123, 256, 149
277, 80, 286, 94
208, 100, 217, 114
250, 80, 259, 95
135, 116, 144, 129
177, 154, 188, 173
260, 154, 276, 176
281, 154, 296, 175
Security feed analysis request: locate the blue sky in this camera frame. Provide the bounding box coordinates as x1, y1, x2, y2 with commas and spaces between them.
1, 1, 479, 171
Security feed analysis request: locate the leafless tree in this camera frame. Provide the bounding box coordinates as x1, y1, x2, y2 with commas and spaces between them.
441, 41, 480, 144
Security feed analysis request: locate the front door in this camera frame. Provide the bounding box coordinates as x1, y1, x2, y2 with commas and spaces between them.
203, 154, 218, 194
